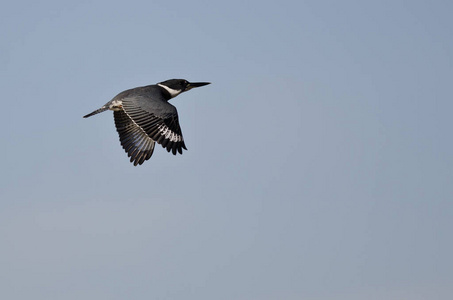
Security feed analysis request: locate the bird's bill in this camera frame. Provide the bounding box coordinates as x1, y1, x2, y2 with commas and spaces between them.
186, 82, 211, 90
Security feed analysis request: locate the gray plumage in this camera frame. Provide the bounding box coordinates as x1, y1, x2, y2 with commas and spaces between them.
83, 79, 210, 166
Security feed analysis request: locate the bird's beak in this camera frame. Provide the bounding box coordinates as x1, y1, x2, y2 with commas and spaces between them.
186, 82, 211, 91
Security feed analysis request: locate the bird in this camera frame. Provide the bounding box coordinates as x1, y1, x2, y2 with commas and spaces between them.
83, 79, 210, 166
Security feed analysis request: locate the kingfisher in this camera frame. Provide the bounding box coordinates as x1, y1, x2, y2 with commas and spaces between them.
83, 79, 210, 166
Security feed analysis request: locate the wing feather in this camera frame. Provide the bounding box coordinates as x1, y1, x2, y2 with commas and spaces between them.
114, 110, 155, 166
121, 98, 187, 155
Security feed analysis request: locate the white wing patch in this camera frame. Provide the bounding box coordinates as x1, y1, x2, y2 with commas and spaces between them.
158, 124, 183, 142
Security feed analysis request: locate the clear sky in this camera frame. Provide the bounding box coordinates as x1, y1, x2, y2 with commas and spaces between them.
1, 0, 452, 299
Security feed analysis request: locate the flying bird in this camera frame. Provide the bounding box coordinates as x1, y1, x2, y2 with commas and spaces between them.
83, 79, 210, 166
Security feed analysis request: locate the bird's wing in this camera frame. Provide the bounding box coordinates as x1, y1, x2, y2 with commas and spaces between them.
120, 95, 187, 155
114, 110, 156, 166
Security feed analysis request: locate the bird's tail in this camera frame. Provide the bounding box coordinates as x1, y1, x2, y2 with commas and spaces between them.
83, 106, 108, 118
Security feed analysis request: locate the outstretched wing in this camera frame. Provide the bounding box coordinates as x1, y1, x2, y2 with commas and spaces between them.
114, 110, 155, 166
120, 94, 187, 155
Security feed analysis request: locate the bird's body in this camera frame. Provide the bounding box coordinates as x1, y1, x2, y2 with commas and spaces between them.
84, 79, 210, 166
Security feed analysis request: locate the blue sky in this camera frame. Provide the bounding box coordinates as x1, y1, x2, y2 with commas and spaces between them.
1, 0, 452, 299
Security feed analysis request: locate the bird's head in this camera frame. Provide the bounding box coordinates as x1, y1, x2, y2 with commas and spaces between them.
158, 79, 210, 98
